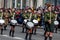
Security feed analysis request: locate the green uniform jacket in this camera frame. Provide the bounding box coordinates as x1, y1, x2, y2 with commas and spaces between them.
32, 14, 37, 20
0, 12, 2, 17
22, 13, 29, 19
44, 12, 56, 32
44, 12, 56, 22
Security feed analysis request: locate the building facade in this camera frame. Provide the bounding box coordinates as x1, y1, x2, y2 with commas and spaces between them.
0, 0, 4, 8
0, 0, 60, 9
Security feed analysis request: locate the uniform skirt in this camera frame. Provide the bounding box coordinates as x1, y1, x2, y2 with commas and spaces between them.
45, 22, 54, 32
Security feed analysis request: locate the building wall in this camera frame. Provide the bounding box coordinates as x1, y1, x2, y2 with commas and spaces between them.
37, 0, 43, 8
1, 0, 60, 9
0, 0, 4, 8
0, 0, 43, 8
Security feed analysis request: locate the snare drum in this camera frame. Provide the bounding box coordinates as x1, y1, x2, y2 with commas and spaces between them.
33, 19, 38, 25
54, 20, 59, 25
10, 20, 17, 25
0, 19, 5, 25
23, 19, 28, 24
26, 22, 34, 29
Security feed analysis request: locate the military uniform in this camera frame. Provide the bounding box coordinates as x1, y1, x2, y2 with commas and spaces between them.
22, 12, 33, 33
0, 12, 2, 18
9, 12, 14, 19
23, 12, 29, 19
32, 13, 38, 34
44, 12, 56, 32
25, 12, 33, 40
9, 12, 16, 37
25, 12, 30, 19
0, 12, 4, 35
3, 12, 9, 30
37, 14, 41, 27
22, 12, 28, 33
32, 13, 37, 20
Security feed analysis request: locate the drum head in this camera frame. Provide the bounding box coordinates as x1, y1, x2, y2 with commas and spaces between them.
33, 19, 38, 24
0, 19, 5, 24
27, 22, 34, 28
24, 19, 27, 23
54, 21, 59, 25
11, 20, 17, 24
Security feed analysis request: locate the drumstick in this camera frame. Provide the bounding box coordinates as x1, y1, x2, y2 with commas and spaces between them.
55, 14, 57, 20
13, 13, 15, 20
1, 12, 3, 19
29, 13, 32, 21
50, 11, 51, 21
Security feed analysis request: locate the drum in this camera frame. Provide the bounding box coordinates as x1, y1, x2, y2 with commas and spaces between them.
0, 19, 5, 25
54, 20, 59, 25
17, 18, 24, 24
33, 19, 38, 25
10, 20, 17, 25
23, 19, 28, 24
26, 22, 34, 29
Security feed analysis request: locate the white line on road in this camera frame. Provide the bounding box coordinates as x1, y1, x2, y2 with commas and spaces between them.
0, 35, 24, 40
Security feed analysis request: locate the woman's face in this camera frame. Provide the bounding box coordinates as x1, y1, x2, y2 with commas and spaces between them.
38, 10, 41, 13
48, 7, 52, 12
28, 9, 31, 12
34, 10, 36, 13
12, 9, 15, 12
0, 10, 3, 12
25, 10, 27, 13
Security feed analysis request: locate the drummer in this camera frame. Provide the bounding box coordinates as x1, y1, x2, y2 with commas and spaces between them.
0, 9, 4, 35
22, 9, 28, 33
37, 9, 42, 27
54, 11, 59, 33
3, 9, 10, 30
7, 8, 12, 24
9, 8, 16, 37
25, 8, 33, 40
32, 9, 38, 35
44, 5, 56, 40
27, 8, 32, 20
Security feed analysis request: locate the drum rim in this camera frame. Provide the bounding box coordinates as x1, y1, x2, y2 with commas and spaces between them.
54, 20, 59, 25
33, 19, 38, 23
0, 19, 5, 23
26, 22, 34, 28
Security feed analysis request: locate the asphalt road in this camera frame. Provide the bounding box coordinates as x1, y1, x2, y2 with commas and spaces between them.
0, 25, 60, 40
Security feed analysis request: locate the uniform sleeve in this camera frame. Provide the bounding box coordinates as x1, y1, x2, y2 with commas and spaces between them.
44, 13, 49, 22
52, 13, 56, 21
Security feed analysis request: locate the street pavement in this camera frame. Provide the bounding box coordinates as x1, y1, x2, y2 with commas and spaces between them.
0, 25, 60, 40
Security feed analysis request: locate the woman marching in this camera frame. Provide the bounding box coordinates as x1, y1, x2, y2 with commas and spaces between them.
32, 9, 38, 35
22, 9, 28, 33
0, 9, 4, 35
44, 4, 56, 40
37, 9, 42, 27
9, 8, 17, 37
3, 9, 9, 30
25, 8, 34, 40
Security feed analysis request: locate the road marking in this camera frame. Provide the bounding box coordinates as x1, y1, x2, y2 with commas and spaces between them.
14, 37, 24, 40
0, 35, 24, 40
